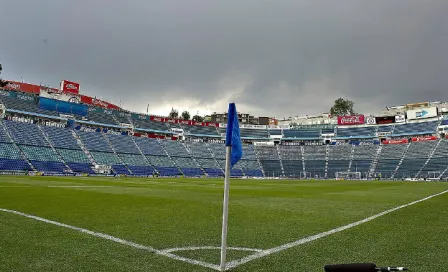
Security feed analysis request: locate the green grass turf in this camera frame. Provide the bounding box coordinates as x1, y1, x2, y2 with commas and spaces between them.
1, 176, 448, 271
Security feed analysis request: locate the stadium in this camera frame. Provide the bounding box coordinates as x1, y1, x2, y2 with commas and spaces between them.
1, 79, 448, 271
0, 81, 448, 180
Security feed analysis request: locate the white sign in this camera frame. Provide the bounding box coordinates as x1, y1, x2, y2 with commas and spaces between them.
406, 107, 437, 120
395, 114, 406, 123
40, 89, 80, 103
366, 117, 376, 125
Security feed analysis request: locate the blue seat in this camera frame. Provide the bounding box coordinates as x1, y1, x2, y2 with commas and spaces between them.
0, 158, 32, 171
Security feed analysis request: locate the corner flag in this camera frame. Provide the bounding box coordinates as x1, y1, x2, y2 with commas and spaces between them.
225, 103, 243, 167
220, 103, 243, 271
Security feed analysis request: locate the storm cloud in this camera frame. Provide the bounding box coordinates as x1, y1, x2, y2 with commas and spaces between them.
1, 0, 447, 117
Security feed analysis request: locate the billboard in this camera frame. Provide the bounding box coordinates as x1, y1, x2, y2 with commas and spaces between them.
3, 81, 41, 94
337, 115, 365, 125
149, 115, 219, 127
39, 97, 88, 116
80, 95, 121, 110
406, 106, 438, 120
411, 136, 437, 142
375, 116, 395, 125
40, 89, 80, 103
60, 80, 80, 94
395, 114, 406, 123
383, 139, 408, 145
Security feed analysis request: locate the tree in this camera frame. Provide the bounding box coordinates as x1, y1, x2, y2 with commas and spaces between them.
192, 115, 204, 122
181, 110, 191, 120
168, 108, 179, 119
0, 64, 7, 88
330, 98, 355, 116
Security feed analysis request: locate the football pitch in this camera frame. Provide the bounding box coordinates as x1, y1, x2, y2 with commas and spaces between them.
1, 176, 448, 271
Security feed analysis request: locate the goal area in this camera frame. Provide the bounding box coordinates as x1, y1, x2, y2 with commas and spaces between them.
335, 171, 362, 180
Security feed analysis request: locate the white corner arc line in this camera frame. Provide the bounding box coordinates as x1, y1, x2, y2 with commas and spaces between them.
0, 208, 220, 271
161, 246, 263, 254
226, 189, 448, 270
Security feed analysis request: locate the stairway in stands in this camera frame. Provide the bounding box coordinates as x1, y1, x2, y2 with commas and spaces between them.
391, 142, 412, 179
276, 145, 286, 177
158, 139, 185, 176
38, 125, 72, 173
416, 138, 442, 177
131, 136, 159, 176
102, 133, 134, 175
71, 130, 99, 173
368, 145, 382, 176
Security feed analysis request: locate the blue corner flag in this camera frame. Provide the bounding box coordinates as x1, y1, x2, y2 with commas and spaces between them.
225, 103, 243, 168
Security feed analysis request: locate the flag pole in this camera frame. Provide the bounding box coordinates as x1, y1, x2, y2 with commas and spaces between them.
220, 145, 232, 271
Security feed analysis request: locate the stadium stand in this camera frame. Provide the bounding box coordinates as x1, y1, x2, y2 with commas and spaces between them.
184, 125, 219, 136
0, 93, 57, 116
87, 110, 118, 125
302, 145, 327, 178
336, 127, 376, 138
391, 121, 438, 136
283, 129, 320, 139
395, 140, 438, 178
1, 87, 447, 180
351, 143, 378, 177
278, 145, 303, 177
255, 145, 282, 177
375, 143, 408, 178
327, 144, 352, 178
419, 139, 448, 178
132, 118, 169, 132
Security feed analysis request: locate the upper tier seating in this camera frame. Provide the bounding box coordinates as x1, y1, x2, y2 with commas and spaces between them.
0, 93, 57, 116
283, 129, 320, 139
132, 118, 169, 132
268, 129, 282, 136
337, 127, 376, 138
114, 112, 131, 124
42, 126, 80, 149
392, 121, 438, 136
4, 120, 48, 146
87, 111, 117, 125
184, 125, 219, 136
377, 125, 393, 133
105, 134, 140, 154
77, 131, 112, 152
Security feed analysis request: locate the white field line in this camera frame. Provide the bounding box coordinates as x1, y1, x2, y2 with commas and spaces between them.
161, 246, 262, 254
225, 189, 448, 270
0, 208, 220, 271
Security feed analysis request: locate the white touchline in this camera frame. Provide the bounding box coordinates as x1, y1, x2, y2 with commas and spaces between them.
225, 189, 448, 270
0, 208, 220, 271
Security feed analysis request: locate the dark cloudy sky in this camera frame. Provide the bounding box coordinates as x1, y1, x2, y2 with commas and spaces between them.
1, 0, 447, 118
